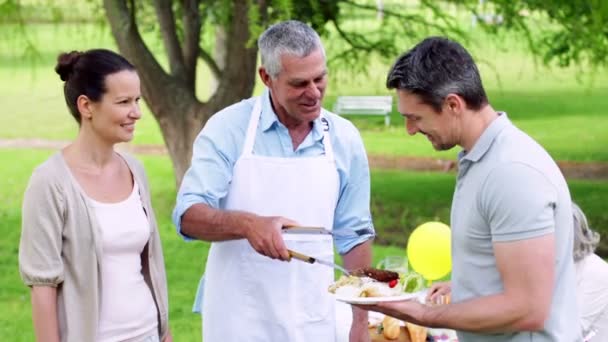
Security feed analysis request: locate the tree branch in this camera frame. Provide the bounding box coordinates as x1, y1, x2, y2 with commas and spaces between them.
420, 0, 467, 40
128, 0, 135, 22
331, 19, 396, 56
153, 0, 185, 77
207, 0, 258, 115
103, 0, 175, 119
340, 0, 461, 36
199, 45, 222, 80
181, 0, 201, 88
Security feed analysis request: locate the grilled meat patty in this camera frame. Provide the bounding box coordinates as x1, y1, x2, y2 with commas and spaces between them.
352, 268, 399, 282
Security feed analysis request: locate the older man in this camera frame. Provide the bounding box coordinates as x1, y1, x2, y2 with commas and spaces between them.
173, 20, 374, 342
359, 37, 582, 342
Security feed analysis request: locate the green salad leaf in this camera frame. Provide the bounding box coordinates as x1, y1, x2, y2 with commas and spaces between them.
400, 272, 425, 293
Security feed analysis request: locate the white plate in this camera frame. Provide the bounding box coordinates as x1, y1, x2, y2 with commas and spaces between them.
335, 290, 426, 305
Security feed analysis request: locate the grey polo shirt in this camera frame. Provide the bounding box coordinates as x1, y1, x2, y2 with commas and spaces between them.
450, 113, 582, 341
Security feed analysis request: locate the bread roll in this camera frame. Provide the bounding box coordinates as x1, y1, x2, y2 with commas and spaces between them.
382, 316, 401, 340
405, 322, 427, 342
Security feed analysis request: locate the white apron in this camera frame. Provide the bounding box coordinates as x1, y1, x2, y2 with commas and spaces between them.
202, 96, 340, 342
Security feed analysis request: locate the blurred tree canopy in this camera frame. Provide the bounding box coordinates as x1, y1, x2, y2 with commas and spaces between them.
463, 0, 608, 67
1, 0, 607, 184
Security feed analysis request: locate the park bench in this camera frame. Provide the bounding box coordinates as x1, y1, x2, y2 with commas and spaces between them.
333, 95, 393, 127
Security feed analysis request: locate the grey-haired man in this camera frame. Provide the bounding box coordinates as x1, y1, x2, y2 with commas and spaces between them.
173, 20, 375, 342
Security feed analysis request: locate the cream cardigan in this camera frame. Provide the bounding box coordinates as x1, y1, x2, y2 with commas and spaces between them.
19, 151, 169, 341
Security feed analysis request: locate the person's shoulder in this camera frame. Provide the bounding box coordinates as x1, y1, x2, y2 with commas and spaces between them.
495, 124, 554, 163
117, 150, 140, 165
117, 151, 146, 176
495, 124, 566, 184
26, 152, 69, 195
588, 254, 608, 271
484, 161, 555, 190
30, 152, 67, 182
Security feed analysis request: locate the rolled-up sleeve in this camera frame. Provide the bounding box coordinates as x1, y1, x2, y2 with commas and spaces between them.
19, 170, 65, 287
332, 126, 375, 255
172, 113, 240, 240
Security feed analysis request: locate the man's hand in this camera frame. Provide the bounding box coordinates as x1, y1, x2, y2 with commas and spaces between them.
244, 216, 298, 261
426, 281, 451, 304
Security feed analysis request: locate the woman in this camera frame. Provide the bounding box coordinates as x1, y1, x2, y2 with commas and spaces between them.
19, 49, 171, 342
572, 202, 608, 341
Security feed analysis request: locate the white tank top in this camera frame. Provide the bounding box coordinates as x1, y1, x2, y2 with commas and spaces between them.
89, 182, 158, 342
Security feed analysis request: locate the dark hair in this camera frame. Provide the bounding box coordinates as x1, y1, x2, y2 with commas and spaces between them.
55, 49, 135, 125
386, 37, 488, 112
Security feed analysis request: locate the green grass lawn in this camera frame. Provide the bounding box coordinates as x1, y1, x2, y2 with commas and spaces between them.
1, 149, 607, 340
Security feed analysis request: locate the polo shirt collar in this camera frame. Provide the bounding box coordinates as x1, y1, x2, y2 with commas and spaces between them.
459, 111, 510, 163
260, 89, 325, 141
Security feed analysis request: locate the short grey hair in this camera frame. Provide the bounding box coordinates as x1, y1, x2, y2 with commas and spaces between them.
258, 20, 325, 78
572, 202, 600, 262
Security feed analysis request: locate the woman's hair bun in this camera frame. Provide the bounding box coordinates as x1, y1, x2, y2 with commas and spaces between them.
55, 51, 83, 81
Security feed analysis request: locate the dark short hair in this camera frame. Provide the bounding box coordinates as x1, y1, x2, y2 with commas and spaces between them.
386, 37, 488, 112
55, 49, 135, 125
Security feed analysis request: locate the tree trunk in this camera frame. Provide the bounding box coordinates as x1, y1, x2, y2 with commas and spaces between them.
103, 0, 258, 186
210, 27, 227, 93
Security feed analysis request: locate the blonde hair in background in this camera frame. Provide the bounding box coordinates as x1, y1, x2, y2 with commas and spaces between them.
572, 202, 600, 262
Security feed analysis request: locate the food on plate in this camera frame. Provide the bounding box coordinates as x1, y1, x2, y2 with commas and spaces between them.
382, 316, 401, 340
352, 267, 399, 282
328, 267, 425, 299
401, 272, 425, 293
405, 322, 427, 342
328, 275, 402, 298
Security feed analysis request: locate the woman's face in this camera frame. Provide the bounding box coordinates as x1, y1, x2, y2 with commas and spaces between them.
85, 70, 142, 144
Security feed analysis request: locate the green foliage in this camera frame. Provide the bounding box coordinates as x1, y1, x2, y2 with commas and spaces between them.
2, 22, 608, 162
3, 0, 608, 80
469, 0, 608, 68
0, 0, 20, 21
247, 0, 340, 47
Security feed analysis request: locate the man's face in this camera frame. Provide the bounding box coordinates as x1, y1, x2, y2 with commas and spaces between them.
260, 49, 327, 126
396, 90, 458, 151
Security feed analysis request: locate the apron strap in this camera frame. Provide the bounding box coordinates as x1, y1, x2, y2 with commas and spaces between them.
242, 94, 335, 161
242, 96, 263, 157
319, 113, 334, 161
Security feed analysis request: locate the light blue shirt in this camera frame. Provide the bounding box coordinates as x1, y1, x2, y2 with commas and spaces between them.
173, 90, 375, 312
173, 89, 375, 252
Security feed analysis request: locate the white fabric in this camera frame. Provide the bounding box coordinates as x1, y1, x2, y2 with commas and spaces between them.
575, 253, 608, 341
90, 182, 158, 342
202, 96, 341, 342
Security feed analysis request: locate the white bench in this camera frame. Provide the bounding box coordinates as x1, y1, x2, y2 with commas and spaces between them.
333, 96, 393, 126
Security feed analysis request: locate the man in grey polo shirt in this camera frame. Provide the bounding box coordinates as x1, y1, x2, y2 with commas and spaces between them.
358, 37, 582, 341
